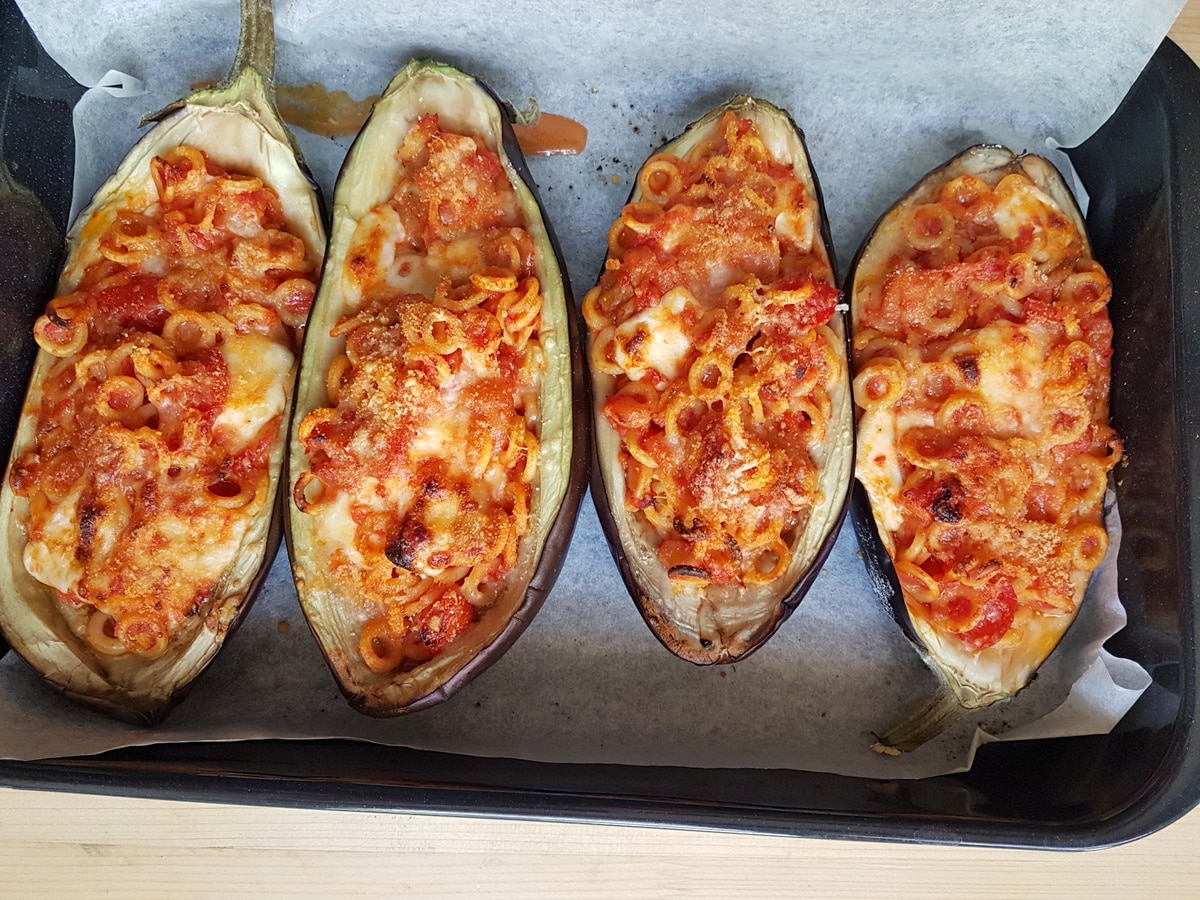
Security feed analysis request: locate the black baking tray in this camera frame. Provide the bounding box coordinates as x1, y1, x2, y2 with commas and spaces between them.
1, 0, 1199, 849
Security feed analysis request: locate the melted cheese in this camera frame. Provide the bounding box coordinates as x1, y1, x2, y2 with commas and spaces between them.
22, 484, 86, 594
774, 206, 813, 254
313, 491, 368, 568
612, 287, 698, 381
214, 333, 295, 454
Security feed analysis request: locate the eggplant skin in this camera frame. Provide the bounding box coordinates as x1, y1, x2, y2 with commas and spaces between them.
0, 174, 60, 669
586, 97, 854, 665
0, 67, 326, 725
0, 178, 60, 464
847, 145, 1117, 709
286, 59, 587, 716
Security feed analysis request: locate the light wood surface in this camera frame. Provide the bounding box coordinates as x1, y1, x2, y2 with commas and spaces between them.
3, 11, 1200, 899
1174, 2, 1200, 52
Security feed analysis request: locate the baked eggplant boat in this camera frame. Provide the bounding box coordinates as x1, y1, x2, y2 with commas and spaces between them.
849, 146, 1122, 746
287, 59, 586, 715
584, 97, 854, 664
0, 0, 325, 723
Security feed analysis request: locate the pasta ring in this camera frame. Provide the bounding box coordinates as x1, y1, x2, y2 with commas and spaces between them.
85, 610, 129, 657
359, 617, 406, 674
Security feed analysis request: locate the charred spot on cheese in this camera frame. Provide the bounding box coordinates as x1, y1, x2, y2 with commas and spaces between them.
904, 477, 962, 524
75, 499, 102, 564
385, 519, 427, 571
668, 564, 711, 581
953, 354, 980, 385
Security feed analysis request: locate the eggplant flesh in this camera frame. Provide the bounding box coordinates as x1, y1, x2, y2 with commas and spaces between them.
286, 59, 586, 715
587, 97, 854, 665
0, 2, 325, 723
849, 145, 1117, 709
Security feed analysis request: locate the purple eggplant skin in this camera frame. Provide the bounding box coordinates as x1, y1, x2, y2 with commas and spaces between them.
0, 168, 60, 666
286, 59, 589, 716
845, 144, 1105, 711
849, 483, 914, 644
587, 96, 855, 665
0, 171, 60, 457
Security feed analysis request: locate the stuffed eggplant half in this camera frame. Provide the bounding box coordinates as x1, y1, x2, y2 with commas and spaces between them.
849, 146, 1122, 720
584, 97, 854, 664
0, 0, 325, 723
287, 59, 586, 715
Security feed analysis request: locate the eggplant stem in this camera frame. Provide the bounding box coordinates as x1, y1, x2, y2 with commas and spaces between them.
509, 97, 541, 128
870, 688, 966, 754
229, 0, 276, 102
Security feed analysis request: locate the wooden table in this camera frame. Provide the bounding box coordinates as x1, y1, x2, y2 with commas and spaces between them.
4, 10, 1200, 898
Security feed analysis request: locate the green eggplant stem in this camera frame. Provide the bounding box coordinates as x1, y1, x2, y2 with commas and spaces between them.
871, 688, 967, 755
229, 0, 276, 101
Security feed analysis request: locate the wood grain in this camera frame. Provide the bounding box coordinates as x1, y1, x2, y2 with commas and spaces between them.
1173, 3, 1200, 58
1, 8, 1199, 899
2, 789, 1200, 898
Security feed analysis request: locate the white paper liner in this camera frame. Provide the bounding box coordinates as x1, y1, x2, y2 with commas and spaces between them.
0, 0, 1171, 778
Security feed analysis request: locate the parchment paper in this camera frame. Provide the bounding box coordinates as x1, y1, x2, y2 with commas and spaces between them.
0, 0, 1172, 779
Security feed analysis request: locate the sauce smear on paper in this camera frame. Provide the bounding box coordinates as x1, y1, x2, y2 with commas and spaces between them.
511, 113, 588, 156
276, 84, 379, 139
201, 80, 587, 154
